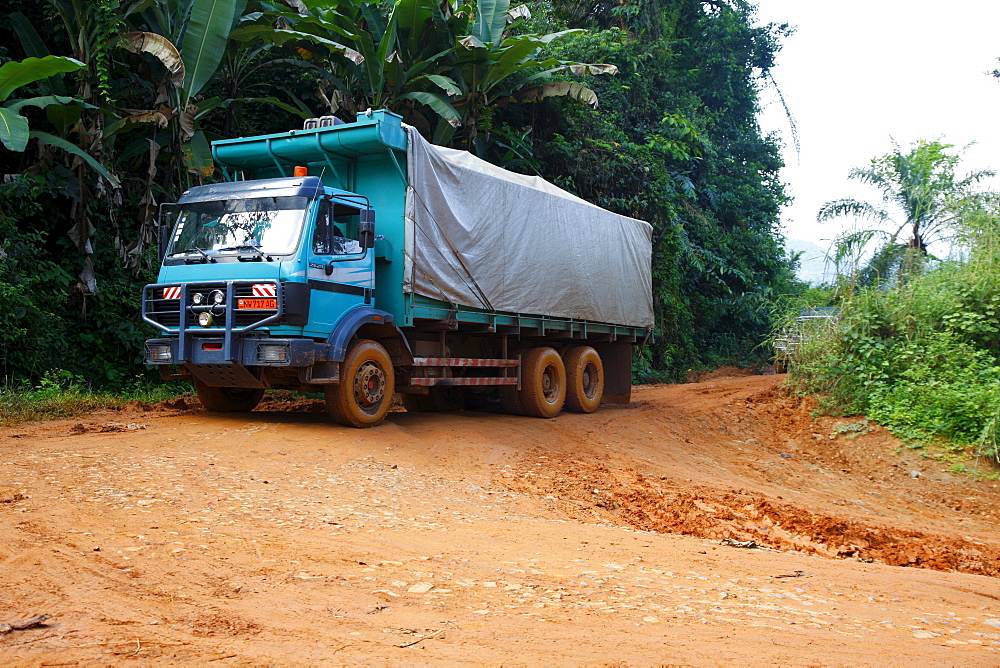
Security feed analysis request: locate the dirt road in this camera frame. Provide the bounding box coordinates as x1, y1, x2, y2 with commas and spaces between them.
2, 372, 999, 665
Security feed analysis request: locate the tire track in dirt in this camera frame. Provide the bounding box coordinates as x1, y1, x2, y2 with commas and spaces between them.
498, 373, 1000, 578
503, 463, 1000, 576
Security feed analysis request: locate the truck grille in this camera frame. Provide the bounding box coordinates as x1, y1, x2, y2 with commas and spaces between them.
144, 281, 281, 331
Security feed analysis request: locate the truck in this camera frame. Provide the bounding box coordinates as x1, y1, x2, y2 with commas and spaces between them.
142, 110, 653, 427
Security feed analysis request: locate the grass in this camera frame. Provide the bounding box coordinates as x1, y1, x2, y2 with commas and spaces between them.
0, 371, 187, 428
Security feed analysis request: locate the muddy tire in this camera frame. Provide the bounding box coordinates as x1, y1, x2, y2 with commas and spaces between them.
325, 340, 394, 428
563, 346, 604, 413
194, 381, 264, 412
518, 347, 566, 418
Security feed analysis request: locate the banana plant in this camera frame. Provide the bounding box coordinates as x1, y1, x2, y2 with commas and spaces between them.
0, 56, 84, 152
0, 56, 120, 187
114, 0, 308, 185
237, 0, 617, 149
442, 10, 618, 148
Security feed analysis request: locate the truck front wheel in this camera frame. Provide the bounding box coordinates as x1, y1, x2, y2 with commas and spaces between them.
326, 339, 395, 428
564, 346, 604, 413
519, 347, 566, 418
194, 381, 264, 412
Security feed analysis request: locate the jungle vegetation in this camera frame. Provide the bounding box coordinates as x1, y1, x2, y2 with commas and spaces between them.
0, 0, 794, 389
783, 141, 1000, 463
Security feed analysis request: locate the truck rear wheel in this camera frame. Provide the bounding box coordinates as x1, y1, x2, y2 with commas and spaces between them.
194, 380, 264, 412
564, 346, 604, 413
519, 347, 566, 418
325, 340, 394, 428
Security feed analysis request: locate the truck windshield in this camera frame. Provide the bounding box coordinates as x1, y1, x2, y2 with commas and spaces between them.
166, 196, 308, 258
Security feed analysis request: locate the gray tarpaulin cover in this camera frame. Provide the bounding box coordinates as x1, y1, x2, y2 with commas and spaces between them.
403, 127, 653, 328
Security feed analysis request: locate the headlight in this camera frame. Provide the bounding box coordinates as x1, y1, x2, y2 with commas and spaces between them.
258, 343, 289, 363
145, 343, 171, 362
198, 312, 214, 327
192, 292, 204, 305
210, 290, 225, 305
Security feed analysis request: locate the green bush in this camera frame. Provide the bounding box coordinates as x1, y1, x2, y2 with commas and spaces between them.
866, 334, 1000, 445
785, 204, 1000, 462
0, 174, 160, 388
0, 369, 186, 427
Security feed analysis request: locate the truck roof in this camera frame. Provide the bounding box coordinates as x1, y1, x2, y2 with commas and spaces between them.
178, 176, 324, 204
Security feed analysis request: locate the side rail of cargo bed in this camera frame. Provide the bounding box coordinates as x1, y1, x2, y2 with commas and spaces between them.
409, 357, 520, 387
405, 294, 651, 343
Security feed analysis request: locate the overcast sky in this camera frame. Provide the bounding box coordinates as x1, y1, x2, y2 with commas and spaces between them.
753, 1, 1000, 252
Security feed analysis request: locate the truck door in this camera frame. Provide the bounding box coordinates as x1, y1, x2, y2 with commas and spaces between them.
306, 197, 375, 331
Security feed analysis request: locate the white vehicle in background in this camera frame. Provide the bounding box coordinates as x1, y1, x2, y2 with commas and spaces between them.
773, 306, 839, 373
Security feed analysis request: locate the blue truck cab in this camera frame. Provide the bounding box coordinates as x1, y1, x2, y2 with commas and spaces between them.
143, 110, 652, 427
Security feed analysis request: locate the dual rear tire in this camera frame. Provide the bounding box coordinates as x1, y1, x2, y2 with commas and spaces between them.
564, 346, 604, 413
502, 345, 604, 418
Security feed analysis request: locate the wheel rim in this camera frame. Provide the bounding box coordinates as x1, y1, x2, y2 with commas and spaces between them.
581, 362, 599, 399
354, 360, 386, 407
541, 364, 559, 403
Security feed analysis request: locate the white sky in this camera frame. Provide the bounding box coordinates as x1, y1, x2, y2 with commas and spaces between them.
753, 1, 1000, 251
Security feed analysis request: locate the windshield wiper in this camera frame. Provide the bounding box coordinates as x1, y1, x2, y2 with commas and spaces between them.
218, 245, 272, 261
170, 247, 214, 263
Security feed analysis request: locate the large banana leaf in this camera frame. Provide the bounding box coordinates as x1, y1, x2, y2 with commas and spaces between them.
397, 92, 462, 126
418, 75, 462, 97
4, 95, 78, 114
0, 56, 85, 102
180, 0, 240, 100
181, 129, 214, 177
9, 12, 69, 98
230, 26, 363, 63
10, 12, 49, 59
0, 107, 29, 152
472, 0, 510, 44
124, 31, 186, 89
193, 96, 310, 120
31, 131, 121, 187
360, 2, 387, 43
393, 0, 438, 55
511, 82, 599, 108
7, 94, 88, 141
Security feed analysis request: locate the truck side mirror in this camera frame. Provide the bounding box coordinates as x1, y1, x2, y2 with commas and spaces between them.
359, 209, 375, 249
157, 205, 176, 260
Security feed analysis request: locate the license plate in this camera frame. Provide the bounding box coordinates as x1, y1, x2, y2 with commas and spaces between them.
237, 298, 277, 310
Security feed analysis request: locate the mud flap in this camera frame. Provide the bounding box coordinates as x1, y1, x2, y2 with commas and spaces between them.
592, 343, 632, 405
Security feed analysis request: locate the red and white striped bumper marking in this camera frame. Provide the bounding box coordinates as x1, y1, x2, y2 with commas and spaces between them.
252, 283, 277, 298
162, 286, 181, 300
410, 377, 518, 387
412, 357, 519, 367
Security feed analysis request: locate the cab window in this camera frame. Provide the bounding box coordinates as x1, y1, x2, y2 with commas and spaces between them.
313, 200, 362, 255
